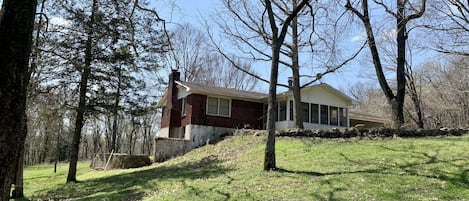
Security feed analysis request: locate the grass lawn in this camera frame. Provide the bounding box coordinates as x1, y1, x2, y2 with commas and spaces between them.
17, 134, 469, 201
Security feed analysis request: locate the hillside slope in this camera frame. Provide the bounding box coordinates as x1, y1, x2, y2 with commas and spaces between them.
27, 135, 469, 201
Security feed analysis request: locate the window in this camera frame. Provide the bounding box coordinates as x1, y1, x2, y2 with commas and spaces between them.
207, 97, 218, 114
219, 98, 230, 116
311, 104, 319, 123
320, 105, 328, 125
330, 106, 338, 126
339, 108, 347, 127
301, 102, 309, 123
181, 98, 187, 116
206, 97, 231, 117
278, 101, 287, 121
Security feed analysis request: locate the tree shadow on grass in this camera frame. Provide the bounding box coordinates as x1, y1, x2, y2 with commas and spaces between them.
30, 155, 232, 201
276, 143, 469, 200
377, 145, 469, 189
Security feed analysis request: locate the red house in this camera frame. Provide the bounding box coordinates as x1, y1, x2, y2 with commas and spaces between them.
157, 70, 386, 148
157, 70, 267, 146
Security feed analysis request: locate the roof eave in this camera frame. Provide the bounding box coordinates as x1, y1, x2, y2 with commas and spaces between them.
156, 89, 168, 107
190, 89, 266, 102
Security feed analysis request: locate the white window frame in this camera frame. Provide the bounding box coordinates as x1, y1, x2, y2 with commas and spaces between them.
181, 98, 187, 116
206, 96, 231, 117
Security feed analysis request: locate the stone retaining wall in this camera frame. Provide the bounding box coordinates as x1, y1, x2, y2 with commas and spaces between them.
153, 137, 193, 162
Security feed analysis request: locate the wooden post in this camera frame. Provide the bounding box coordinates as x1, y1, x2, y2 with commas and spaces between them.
205, 139, 210, 154
104, 150, 114, 171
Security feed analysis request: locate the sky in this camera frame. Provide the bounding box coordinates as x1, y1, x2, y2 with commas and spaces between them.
0, 0, 437, 94
152, 0, 382, 94
0, 0, 440, 95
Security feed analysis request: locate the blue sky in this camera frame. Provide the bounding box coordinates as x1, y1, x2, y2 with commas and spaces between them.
151, 0, 435, 94
0, 0, 436, 94
152, 0, 368, 93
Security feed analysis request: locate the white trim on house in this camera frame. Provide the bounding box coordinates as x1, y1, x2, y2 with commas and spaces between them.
175, 81, 267, 103
177, 86, 189, 99
181, 97, 187, 116
274, 84, 354, 129
275, 101, 349, 129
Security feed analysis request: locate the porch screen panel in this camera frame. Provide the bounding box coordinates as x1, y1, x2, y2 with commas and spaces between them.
330, 106, 338, 126
289, 101, 293, 121
339, 108, 347, 127
311, 104, 319, 123
219, 98, 230, 116
302, 102, 309, 122
320, 105, 328, 125
279, 101, 287, 121
207, 97, 218, 115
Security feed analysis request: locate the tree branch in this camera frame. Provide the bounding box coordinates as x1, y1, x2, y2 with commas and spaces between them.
301, 40, 367, 88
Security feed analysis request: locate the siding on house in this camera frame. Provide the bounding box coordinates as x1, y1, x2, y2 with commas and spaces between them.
275, 84, 354, 129
300, 86, 352, 108
186, 94, 264, 129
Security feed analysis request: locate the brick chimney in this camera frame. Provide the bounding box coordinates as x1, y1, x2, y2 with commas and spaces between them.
288, 77, 293, 88
160, 70, 181, 130
170, 69, 180, 83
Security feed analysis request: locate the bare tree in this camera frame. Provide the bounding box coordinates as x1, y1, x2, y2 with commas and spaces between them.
378, 27, 426, 128
418, 57, 469, 128
404, 63, 424, 128
212, 0, 364, 128
425, 0, 468, 56
167, 23, 259, 91
167, 23, 208, 81
263, 0, 311, 170
346, 0, 426, 128
200, 55, 259, 91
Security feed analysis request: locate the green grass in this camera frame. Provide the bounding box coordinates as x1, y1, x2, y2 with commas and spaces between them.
17, 135, 469, 201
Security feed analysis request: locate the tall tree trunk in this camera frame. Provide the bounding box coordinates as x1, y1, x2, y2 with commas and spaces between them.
346, 0, 425, 128
142, 120, 148, 154
55, 120, 62, 173
17, 2, 48, 197
143, 120, 151, 155
11, 144, 24, 198
395, 0, 406, 128
106, 116, 113, 152
0, 0, 37, 199
111, 67, 121, 153
92, 119, 100, 155
67, 0, 97, 183
264, 0, 309, 171
0, 0, 37, 200
264, 44, 279, 170
359, 0, 399, 128
291, 2, 303, 129
40, 127, 50, 163
264, 0, 280, 171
